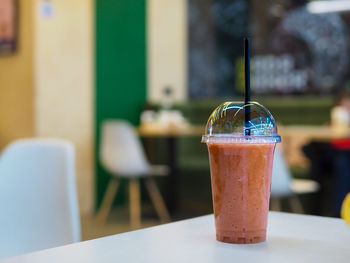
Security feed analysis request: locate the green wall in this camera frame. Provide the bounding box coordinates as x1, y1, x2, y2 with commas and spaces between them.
95, 0, 147, 209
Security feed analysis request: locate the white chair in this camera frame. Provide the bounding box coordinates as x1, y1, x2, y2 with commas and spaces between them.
271, 144, 319, 213
96, 120, 170, 228
0, 139, 80, 259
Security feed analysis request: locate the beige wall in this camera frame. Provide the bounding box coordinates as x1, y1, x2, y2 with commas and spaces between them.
147, 0, 188, 103
0, 0, 34, 148
34, 0, 94, 214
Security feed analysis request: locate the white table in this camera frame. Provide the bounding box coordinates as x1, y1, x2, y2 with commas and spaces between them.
2, 212, 350, 263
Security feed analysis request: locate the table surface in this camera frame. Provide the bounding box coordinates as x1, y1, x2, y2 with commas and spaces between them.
138, 123, 204, 137
2, 212, 350, 263
279, 125, 350, 141
138, 123, 350, 141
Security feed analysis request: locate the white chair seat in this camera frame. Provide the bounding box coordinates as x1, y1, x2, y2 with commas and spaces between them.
291, 179, 320, 194
147, 165, 169, 176
115, 165, 169, 178
271, 144, 319, 213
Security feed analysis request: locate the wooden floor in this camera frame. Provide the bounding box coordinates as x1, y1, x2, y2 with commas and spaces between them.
81, 201, 212, 241
81, 206, 160, 241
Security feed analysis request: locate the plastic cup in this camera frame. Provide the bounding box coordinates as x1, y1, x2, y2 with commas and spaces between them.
202, 101, 281, 244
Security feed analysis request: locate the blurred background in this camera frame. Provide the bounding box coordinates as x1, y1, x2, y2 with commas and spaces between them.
1, 0, 350, 242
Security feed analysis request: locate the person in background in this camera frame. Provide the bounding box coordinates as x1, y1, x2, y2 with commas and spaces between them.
330, 91, 350, 217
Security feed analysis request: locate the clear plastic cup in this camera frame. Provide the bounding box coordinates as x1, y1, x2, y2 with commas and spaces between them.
202, 101, 281, 244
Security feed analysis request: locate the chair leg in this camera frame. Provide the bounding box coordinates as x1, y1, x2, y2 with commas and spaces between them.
289, 195, 304, 214
96, 179, 120, 225
270, 198, 282, 211
145, 178, 171, 223
129, 178, 141, 229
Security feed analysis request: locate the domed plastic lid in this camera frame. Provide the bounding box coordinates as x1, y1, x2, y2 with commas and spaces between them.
202, 101, 281, 144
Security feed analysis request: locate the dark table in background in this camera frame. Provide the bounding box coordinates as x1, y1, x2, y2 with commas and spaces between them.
138, 124, 203, 212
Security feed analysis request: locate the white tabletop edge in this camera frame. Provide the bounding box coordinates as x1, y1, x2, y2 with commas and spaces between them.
1, 212, 350, 263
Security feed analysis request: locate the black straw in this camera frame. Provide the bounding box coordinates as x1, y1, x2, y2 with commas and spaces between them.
244, 37, 251, 136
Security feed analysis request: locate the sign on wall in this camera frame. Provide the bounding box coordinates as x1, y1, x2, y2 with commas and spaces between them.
188, 0, 350, 97
0, 0, 17, 55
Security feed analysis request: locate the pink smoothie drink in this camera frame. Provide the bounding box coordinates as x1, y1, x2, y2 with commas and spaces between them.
202, 102, 280, 244
207, 143, 275, 243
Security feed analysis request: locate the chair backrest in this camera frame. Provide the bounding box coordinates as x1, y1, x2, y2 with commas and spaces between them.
0, 139, 80, 258
100, 120, 150, 176
271, 144, 293, 197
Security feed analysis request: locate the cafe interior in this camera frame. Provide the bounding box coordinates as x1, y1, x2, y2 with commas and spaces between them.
0, 0, 350, 260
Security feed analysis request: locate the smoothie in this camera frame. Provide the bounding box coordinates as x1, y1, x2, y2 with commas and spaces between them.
207, 143, 275, 244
